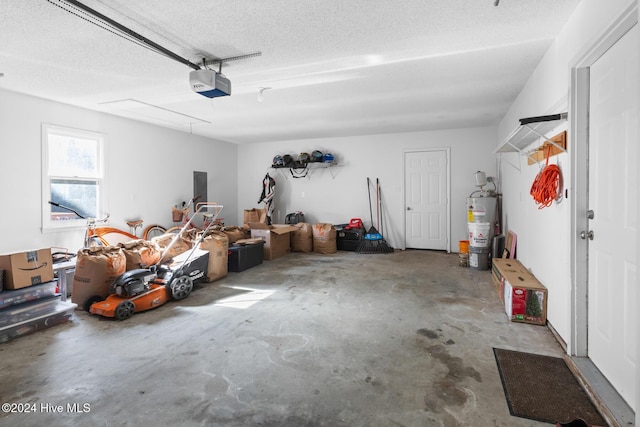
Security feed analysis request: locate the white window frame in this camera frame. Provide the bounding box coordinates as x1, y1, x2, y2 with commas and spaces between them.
41, 123, 107, 232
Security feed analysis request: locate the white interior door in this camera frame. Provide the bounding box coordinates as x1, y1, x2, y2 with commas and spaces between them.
588, 24, 637, 410
404, 150, 449, 250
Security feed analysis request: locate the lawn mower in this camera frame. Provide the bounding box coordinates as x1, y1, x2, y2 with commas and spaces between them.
88, 203, 223, 321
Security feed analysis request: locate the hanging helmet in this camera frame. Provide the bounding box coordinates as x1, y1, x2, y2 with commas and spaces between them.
298, 152, 311, 164
282, 154, 294, 167
311, 150, 324, 162
272, 155, 284, 168
322, 153, 335, 164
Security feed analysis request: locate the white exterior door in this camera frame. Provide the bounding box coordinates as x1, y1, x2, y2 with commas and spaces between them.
404, 150, 449, 250
587, 24, 637, 410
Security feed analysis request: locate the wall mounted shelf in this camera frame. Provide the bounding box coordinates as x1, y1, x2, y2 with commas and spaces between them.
526, 130, 567, 165
495, 113, 568, 166
271, 162, 341, 180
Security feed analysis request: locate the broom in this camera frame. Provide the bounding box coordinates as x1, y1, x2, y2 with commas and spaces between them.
357, 177, 393, 254
376, 178, 394, 253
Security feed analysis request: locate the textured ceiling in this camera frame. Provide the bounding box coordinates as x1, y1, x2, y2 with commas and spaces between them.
0, 0, 581, 144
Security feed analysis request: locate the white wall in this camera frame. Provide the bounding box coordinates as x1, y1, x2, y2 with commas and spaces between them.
0, 89, 238, 254
497, 0, 637, 348
0, 88, 496, 255
237, 127, 497, 251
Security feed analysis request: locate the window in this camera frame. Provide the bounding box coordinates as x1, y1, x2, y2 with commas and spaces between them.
42, 124, 106, 230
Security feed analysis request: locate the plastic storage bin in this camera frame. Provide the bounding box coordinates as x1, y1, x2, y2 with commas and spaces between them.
228, 242, 265, 272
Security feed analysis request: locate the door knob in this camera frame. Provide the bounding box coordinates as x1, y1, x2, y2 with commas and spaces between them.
579, 230, 594, 240
406, 207, 412, 211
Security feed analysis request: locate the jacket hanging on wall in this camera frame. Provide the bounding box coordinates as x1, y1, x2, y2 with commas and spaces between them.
257, 173, 276, 225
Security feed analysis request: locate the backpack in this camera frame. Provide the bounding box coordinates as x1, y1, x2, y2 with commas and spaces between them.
285, 211, 305, 225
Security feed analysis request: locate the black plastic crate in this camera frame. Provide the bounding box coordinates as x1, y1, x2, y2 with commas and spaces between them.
228, 242, 264, 272
336, 226, 363, 251
337, 227, 364, 241
337, 239, 361, 251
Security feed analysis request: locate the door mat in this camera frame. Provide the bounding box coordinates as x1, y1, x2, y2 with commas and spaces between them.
493, 348, 608, 426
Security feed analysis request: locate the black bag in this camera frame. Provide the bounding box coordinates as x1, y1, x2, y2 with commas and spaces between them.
285, 211, 305, 225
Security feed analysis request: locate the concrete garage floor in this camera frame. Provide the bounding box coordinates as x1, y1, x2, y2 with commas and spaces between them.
0, 250, 567, 427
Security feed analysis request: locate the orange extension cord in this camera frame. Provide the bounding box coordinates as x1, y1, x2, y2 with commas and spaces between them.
530, 145, 562, 209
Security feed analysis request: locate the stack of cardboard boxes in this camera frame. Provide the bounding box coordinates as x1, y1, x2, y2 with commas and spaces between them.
241, 208, 339, 265
0, 248, 77, 342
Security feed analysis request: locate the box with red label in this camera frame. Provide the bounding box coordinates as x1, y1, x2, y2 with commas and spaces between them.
491, 258, 533, 301
504, 281, 547, 325
491, 258, 547, 325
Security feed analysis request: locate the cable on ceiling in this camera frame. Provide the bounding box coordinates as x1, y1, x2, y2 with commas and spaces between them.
203, 52, 263, 68
46, 0, 149, 54
47, 0, 202, 70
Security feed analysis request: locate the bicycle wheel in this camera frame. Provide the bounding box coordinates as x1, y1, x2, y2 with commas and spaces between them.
164, 226, 183, 235
143, 224, 167, 240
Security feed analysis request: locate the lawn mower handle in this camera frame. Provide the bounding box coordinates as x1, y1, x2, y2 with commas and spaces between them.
157, 203, 224, 268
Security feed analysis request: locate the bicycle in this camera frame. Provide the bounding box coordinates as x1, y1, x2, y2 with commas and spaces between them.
84, 216, 118, 247
165, 197, 223, 235
48, 201, 164, 246
48, 201, 111, 246
89, 220, 167, 244
123, 213, 171, 240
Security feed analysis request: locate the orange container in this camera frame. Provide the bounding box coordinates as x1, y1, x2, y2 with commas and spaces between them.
459, 240, 469, 254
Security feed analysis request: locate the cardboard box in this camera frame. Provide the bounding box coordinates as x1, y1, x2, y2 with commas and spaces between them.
0, 249, 54, 290
248, 223, 297, 260
491, 258, 547, 325
504, 281, 547, 325
491, 258, 531, 301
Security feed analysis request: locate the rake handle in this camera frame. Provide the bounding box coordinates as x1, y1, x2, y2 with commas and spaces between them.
367, 177, 374, 227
